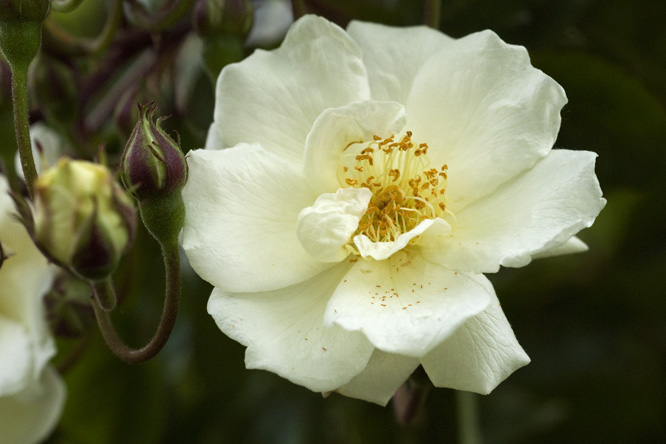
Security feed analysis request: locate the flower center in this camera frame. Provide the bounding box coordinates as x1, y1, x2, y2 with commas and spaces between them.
339, 131, 452, 244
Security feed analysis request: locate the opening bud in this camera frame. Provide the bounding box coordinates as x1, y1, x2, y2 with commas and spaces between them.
120, 103, 188, 202
34, 158, 136, 281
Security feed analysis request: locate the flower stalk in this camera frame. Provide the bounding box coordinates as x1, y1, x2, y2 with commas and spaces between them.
0, 0, 51, 196
456, 390, 483, 444
9, 63, 37, 197
92, 279, 117, 311
424, 0, 441, 29
91, 239, 181, 363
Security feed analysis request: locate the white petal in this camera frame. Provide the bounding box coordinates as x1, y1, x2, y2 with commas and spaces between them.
347, 21, 454, 104
531, 236, 588, 259
325, 252, 492, 358
203, 122, 222, 150
213, 15, 370, 163
207, 262, 375, 393
0, 180, 54, 320
335, 349, 420, 406
421, 293, 530, 394
303, 100, 406, 194
245, 0, 293, 47
296, 188, 372, 262
421, 150, 606, 273
353, 218, 448, 261
0, 318, 31, 396
0, 366, 66, 444
181, 146, 332, 293
14, 123, 63, 180
406, 30, 567, 209
0, 177, 56, 392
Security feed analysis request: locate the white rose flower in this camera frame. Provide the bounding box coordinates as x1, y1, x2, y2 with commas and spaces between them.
0, 175, 66, 443
181, 16, 605, 405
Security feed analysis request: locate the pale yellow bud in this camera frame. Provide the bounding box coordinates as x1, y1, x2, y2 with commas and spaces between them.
34, 159, 136, 280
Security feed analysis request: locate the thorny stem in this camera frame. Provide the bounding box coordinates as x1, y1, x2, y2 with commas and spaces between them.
424, 0, 441, 29
91, 239, 181, 363
10, 63, 38, 198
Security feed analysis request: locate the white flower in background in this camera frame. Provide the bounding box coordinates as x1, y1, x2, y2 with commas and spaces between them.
14, 122, 64, 181
182, 16, 605, 405
245, 0, 293, 47
0, 175, 66, 442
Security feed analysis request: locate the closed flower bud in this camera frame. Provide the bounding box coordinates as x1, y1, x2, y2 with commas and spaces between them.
34, 158, 136, 281
120, 103, 188, 202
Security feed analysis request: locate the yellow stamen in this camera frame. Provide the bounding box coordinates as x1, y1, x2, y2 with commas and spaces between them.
338, 131, 454, 247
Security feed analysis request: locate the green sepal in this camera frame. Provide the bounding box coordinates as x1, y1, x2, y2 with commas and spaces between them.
137, 191, 185, 246
0, 0, 51, 68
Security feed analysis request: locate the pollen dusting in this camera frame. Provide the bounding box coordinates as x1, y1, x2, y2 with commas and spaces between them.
339, 131, 455, 249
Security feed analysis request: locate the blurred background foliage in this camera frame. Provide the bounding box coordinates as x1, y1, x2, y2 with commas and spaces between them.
1, 0, 665, 442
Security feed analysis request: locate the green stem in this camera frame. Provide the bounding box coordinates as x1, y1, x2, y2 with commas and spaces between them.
456, 390, 483, 444
10, 62, 38, 197
424, 0, 441, 29
92, 239, 181, 364
92, 279, 117, 311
